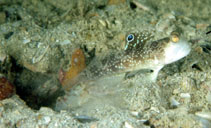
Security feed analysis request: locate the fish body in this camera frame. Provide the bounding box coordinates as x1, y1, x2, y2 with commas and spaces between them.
62, 31, 191, 90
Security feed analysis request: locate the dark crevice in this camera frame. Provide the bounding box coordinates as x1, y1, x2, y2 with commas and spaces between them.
191, 64, 203, 71
82, 45, 96, 65
3, 57, 64, 110
143, 120, 150, 125
201, 44, 211, 54
206, 31, 211, 35
4, 32, 14, 40
143, 120, 155, 128
97, 5, 106, 10
129, 2, 137, 10
15, 83, 64, 110
14, 70, 64, 110
5, 10, 22, 22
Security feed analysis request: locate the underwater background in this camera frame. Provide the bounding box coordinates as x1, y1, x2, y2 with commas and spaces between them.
0, 0, 211, 127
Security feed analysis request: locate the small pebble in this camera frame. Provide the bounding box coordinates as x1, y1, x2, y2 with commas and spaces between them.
124, 121, 134, 128
173, 89, 180, 94
74, 115, 98, 123
43, 116, 51, 124
23, 38, 31, 44
206, 91, 211, 104
170, 97, 180, 108
98, 19, 106, 27
130, 111, 140, 118
0, 52, 6, 62
196, 24, 209, 30
180, 93, 191, 98
90, 123, 98, 128
60, 40, 71, 45
195, 112, 211, 120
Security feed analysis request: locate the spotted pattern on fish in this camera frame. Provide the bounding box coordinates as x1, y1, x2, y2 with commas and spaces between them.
124, 31, 153, 53
64, 31, 190, 89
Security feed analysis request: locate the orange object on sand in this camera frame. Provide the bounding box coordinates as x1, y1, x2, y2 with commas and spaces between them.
59, 49, 86, 91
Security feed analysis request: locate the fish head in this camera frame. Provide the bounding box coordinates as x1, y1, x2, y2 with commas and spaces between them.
162, 32, 191, 65
123, 31, 191, 71
137, 31, 191, 66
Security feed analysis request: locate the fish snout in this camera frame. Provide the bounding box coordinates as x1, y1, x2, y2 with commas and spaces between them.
164, 38, 191, 64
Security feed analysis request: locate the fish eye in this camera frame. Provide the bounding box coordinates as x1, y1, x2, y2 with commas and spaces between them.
127, 34, 134, 42
171, 34, 179, 43
170, 31, 180, 43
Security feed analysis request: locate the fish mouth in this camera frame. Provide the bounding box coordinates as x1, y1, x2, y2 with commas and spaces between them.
164, 39, 191, 64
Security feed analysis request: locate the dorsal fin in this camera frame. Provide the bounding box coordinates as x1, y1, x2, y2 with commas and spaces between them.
59, 49, 86, 91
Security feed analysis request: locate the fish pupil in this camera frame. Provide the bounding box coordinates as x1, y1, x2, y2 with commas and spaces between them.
127, 34, 134, 42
